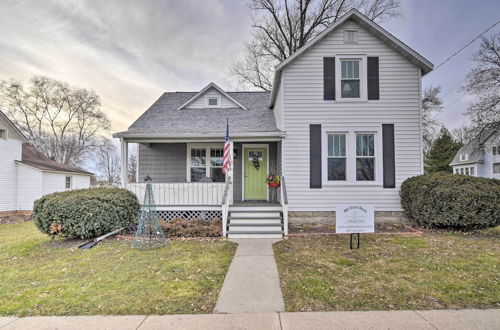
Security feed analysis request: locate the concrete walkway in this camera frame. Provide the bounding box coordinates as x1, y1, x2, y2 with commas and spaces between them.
1, 309, 499, 329
214, 239, 285, 313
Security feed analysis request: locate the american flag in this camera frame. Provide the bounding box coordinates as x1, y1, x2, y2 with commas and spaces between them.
222, 118, 231, 175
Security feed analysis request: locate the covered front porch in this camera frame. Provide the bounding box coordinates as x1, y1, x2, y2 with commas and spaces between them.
119, 136, 288, 237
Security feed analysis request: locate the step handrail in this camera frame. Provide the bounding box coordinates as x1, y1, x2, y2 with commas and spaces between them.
280, 176, 289, 235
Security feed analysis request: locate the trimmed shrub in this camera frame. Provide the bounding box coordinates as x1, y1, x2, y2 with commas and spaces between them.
33, 188, 140, 239
400, 172, 500, 230
161, 218, 222, 237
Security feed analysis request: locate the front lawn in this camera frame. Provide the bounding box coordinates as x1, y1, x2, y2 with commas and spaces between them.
0, 222, 236, 316
274, 230, 500, 311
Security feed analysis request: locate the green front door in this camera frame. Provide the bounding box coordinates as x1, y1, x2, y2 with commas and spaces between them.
244, 147, 268, 200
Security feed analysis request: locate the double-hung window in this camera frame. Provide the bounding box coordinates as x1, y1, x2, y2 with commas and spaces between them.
65, 176, 72, 189
327, 133, 346, 180
356, 133, 375, 181
340, 59, 361, 99
189, 146, 225, 182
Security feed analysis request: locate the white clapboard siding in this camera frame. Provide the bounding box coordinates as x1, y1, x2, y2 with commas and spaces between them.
280, 20, 423, 211
42, 172, 91, 196
126, 182, 226, 206
185, 87, 239, 109
72, 175, 91, 189
16, 163, 42, 211
0, 138, 22, 211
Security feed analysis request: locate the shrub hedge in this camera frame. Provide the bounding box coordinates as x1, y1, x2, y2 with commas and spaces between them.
400, 172, 500, 230
33, 188, 140, 239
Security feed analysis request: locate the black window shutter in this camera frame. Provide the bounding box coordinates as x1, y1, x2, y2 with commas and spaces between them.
323, 57, 335, 100
310, 124, 322, 188
367, 57, 379, 100
382, 124, 395, 188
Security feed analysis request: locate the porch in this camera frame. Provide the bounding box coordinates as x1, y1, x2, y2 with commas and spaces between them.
119, 139, 288, 237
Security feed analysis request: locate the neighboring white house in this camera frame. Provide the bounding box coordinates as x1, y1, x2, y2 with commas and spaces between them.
0, 111, 93, 212
450, 132, 500, 179
114, 9, 433, 237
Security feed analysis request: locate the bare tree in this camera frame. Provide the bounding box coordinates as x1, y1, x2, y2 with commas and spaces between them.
94, 138, 121, 185
464, 32, 500, 140
231, 0, 401, 90
452, 125, 475, 145
128, 153, 138, 183
0, 76, 110, 166
421, 86, 443, 155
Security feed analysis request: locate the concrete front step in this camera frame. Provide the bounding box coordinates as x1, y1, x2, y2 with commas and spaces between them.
229, 206, 282, 212
229, 219, 282, 225
228, 224, 283, 232
227, 233, 283, 238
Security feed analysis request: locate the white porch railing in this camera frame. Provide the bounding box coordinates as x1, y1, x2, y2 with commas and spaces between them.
125, 182, 227, 206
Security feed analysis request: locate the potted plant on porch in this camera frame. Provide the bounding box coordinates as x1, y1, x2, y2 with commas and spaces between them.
266, 174, 281, 188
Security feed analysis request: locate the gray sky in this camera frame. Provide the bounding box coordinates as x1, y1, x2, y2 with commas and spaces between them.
1, 0, 499, 134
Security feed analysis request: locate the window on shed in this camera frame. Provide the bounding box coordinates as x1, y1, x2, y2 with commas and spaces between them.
65, 176, 72, 189
493, 163, 500, 174
341, 60, 361, 98
0, 129, 5, 139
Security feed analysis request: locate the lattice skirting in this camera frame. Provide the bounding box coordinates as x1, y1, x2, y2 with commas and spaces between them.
155, 210, 222, 221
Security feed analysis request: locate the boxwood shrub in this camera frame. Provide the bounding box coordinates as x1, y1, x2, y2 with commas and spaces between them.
400, 172, 500, 230
33, 188, 140, 239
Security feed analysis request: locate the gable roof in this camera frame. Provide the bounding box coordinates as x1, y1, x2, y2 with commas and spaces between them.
18, 144, 93, 175
114, 91, 281, 139
450, 130, 499, 166
0, 110, 28, 142
176, 82, 248, 110
270, 8, 434, 107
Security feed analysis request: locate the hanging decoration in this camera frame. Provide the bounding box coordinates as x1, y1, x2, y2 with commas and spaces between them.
249, 151, 262, 170
132, 175, 168, 249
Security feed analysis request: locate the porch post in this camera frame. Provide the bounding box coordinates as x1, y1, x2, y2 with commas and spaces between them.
120, 138, 128, 186
229, 140, 234, 204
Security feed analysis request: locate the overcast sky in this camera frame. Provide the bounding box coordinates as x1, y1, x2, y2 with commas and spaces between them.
1, 0, 499, 134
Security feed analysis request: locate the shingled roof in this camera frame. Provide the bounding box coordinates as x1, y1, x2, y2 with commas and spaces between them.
114, 91, 281, 138
19, 144, 93, 175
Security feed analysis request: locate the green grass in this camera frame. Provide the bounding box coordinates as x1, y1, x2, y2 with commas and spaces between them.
0, 222, 236, 316
274, 229, 500, 312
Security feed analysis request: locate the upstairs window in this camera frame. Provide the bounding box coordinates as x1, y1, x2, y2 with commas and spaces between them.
341, 60, 361, 99
460, 153, 468, 161
493, 146, 497, 156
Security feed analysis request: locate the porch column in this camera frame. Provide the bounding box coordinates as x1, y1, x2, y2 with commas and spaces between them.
229, 140, 234, 204
120, 138, 128, 186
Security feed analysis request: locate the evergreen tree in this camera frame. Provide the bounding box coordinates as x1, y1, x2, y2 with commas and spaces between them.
425, 127, 463, 173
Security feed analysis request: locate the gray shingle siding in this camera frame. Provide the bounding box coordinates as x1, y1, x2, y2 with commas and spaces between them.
138, 143, 187, 182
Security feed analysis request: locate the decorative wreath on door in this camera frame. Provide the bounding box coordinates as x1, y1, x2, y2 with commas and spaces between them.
249, 151, 263, 170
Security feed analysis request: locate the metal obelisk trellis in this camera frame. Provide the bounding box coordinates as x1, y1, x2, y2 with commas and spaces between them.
132, 176, 168, 249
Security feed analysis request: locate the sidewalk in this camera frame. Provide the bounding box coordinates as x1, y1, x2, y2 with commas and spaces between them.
1, 309, 498, 329
214, 239, 285, 313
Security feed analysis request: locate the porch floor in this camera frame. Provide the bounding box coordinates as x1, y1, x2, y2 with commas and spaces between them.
233, 200, 280, 206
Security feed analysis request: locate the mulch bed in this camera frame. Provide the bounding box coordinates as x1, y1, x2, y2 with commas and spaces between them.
288, 223, 422, 237
0, 213, 32, 225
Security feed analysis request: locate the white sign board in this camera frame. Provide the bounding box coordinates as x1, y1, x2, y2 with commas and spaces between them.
336, 204, 374, 233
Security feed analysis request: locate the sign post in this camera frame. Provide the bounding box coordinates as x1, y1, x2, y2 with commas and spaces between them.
336, 204, 374, 249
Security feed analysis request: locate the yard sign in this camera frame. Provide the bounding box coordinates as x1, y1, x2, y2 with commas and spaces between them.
336, 204, 375, 234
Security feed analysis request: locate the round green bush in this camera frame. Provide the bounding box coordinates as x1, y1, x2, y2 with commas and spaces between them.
400, 172, 500, 230
33, 188, 140, 239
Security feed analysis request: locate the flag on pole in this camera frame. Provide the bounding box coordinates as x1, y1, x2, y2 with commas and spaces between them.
222, 118, 231, 175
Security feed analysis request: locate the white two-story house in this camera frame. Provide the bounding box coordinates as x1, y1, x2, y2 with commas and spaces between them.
451, 132, 500, 179
114, 9, 433, 238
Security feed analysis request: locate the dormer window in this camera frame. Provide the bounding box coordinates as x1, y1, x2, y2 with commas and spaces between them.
0, 129, 5, 140
460, 153, 468, 161
206, 96, 220, 107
